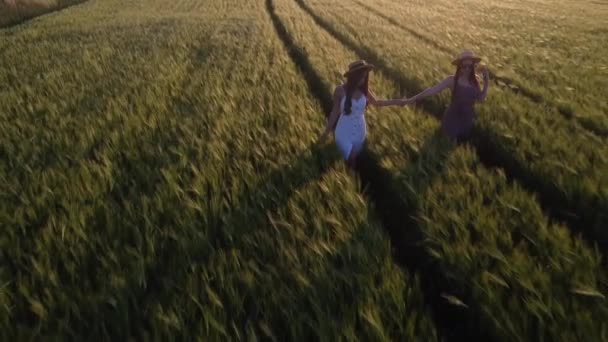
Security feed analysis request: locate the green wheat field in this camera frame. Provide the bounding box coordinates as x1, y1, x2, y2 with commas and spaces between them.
1, 0, 607, 340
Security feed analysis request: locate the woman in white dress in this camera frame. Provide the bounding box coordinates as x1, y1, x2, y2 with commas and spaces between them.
319, 60, 406, 170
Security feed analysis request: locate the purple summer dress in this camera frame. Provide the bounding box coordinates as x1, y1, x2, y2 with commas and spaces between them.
441, 84, 481, 140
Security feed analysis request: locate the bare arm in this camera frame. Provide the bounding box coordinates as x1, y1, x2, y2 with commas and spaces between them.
326, 86, 344, 132
367, 90, 406, 107
477, 67, 490, 102
319, 85, 344, 141
406, 76, 453, 103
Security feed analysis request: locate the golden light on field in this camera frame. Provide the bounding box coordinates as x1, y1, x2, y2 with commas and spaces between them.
0, 0, 606, 340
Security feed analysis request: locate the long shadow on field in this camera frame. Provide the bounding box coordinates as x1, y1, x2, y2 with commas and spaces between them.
358, 133, 451, 266
357, 131, 493, 341
105, 44, 325, 338
347, 0, 608, 138
140, 141, 342, 339
293, 0, 608, 264
207, 142, 340, 251
465, 126, 608, 260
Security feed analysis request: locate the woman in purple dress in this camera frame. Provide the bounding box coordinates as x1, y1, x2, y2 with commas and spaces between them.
404, 50, 490, 142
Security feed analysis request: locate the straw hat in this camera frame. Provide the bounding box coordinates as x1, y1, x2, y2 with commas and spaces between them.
343, 60, 375, 77
452, 50, 482, 66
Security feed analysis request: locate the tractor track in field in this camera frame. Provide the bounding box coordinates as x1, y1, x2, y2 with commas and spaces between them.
292, 0, 608, 259
349, 0, 608, 138
117, 39, 343, 339
266, 0, 489, 340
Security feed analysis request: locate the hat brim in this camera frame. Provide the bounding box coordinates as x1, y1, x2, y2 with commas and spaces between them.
452, 57, 481, 66
343, 65, 375, 77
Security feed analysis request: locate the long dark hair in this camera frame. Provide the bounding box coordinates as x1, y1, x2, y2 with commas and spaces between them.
452, 62, 480, 101
343, 69, 370, 115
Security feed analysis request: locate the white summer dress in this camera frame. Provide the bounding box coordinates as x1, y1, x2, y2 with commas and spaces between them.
335, 94, 367, 160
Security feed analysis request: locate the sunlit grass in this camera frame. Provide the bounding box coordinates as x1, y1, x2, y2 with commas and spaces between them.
2, 0, 607, 340
0, 0, 438, 339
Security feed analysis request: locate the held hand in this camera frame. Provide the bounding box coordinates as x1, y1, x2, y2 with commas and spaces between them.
401, 97, 414, 106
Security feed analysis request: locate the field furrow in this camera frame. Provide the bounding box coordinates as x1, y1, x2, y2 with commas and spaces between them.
272, 0, 608, 340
